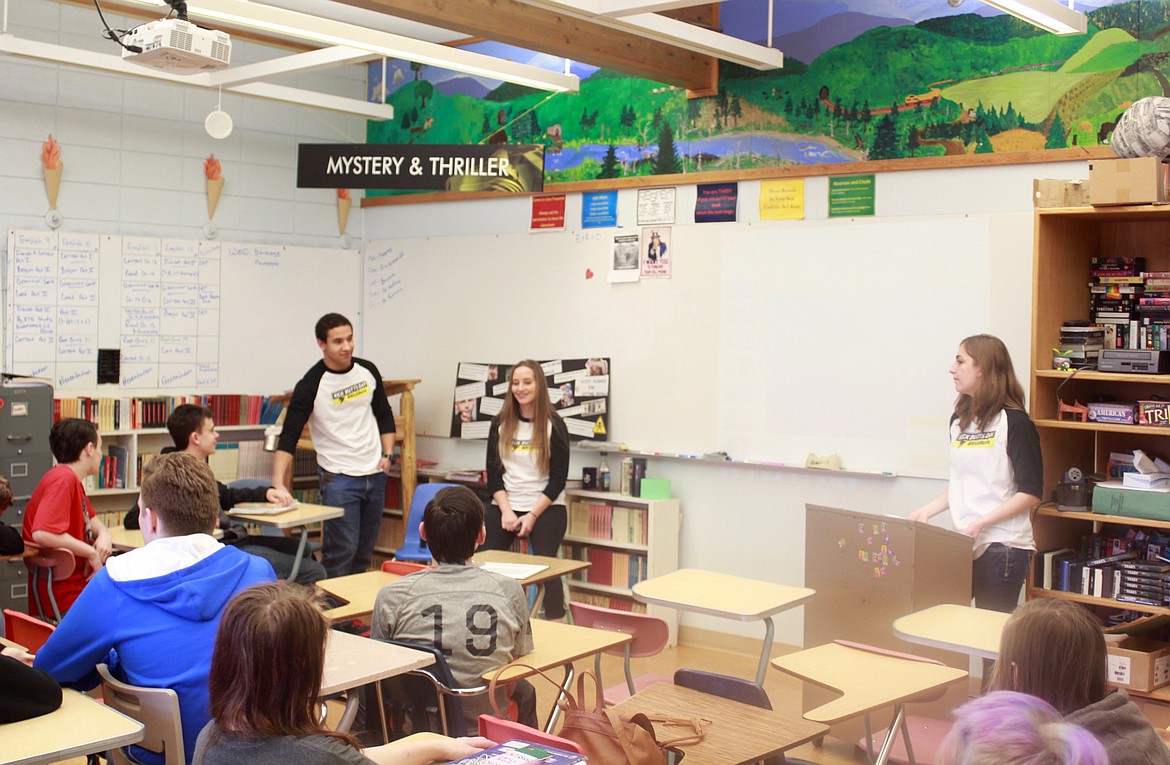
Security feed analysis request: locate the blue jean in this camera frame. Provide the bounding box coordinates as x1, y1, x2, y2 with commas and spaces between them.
972, 543, 1032, 614
319, 469, 387, 577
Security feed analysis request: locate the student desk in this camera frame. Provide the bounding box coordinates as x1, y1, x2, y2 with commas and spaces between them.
613, 682, 829, 765
771, 642, 968, 765
474, 549, 589, 617
322, 628, 434, 742
108, 527, 222, 552
1, 635, 27, 651
892, 604, 1009, 661
489, 618, 633, 733
226, 502, 343, 582
317, 557, 588, 624
1, 689, 144, 765
632, 568, 815, 686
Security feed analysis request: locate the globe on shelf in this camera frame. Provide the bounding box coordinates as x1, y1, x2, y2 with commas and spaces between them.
1111, 97, 1170, 158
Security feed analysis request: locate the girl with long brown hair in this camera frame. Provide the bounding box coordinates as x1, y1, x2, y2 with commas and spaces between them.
192, 582, 490, 765
908, 335, 1043, 613
482, 360, 570, 620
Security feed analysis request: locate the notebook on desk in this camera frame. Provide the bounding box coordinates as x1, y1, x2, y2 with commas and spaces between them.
228, 500, 300, 516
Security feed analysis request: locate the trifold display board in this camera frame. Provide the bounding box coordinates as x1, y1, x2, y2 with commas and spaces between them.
5, 229, 359, 393
362, 213, 1002, 479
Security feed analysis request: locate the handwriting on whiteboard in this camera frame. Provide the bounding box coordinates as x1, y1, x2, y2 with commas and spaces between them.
365, 245, 406, 307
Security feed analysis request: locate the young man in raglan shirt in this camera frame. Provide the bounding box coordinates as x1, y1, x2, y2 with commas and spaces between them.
272, 313, 396, 577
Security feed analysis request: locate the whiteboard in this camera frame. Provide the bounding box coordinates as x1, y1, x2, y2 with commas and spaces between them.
361, 215, 998, 479
6, 229, 360, 394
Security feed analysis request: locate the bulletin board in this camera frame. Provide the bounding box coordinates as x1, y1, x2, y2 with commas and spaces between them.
5, 229, 360, 393
449, 358, 611, 440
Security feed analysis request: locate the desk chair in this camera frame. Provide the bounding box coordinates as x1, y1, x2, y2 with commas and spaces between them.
26, 546, 76, 623
674, 669, 814, 765
568, 602, 671, 705
478, 714, 585, 755
382, 560, 430, 576
97, 663, 185, 765
3, 609, 55, 653
395, 484, 456, 563
376, 637, 489, 738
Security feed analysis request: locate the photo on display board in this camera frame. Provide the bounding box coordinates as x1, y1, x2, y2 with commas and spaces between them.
450, 358, 611, 441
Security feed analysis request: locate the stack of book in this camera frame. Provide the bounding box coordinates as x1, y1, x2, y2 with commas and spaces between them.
1091, 256, 1144, 349
1058, 323, 1104, 369
1118, 560, 1170, 606
1140, 271, 1170, 350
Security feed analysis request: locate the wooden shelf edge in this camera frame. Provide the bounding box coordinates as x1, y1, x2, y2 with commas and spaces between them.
1030, 588, 1170, 616
563, 535, 649, 552
1036, 506, 1170, 531
568, 581, 637, 597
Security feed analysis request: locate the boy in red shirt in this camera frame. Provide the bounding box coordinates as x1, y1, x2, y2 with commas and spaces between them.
22, 418, 112, 616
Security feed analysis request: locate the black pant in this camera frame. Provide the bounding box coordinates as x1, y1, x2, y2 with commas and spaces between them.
483, 504, 568, 619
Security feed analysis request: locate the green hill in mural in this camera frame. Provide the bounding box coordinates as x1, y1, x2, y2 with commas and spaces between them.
364, 1, 1170, 188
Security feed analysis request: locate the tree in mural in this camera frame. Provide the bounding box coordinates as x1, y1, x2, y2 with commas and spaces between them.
1046, 114, 1068, 149
654, 122, 682, 175
869, 114, 899, 160
598, 145, 620, 179
410, 61, 426, 81
415, 80, 434, 109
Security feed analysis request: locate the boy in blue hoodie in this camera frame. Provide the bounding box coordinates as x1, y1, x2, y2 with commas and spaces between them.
35, 452, 275, 765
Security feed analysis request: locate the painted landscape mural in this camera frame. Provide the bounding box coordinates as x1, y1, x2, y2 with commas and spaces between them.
365, 0, 1170, 193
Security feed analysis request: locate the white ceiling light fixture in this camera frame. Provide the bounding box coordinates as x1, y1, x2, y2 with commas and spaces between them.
512, 0, 781, 70
119, 0, 580, 91
978, 0, 1087, 35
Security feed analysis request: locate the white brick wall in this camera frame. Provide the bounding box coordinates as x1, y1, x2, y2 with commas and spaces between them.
0, 2, 369, 245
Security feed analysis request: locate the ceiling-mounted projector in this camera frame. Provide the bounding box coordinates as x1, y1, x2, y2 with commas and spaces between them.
121, 18, 231, 73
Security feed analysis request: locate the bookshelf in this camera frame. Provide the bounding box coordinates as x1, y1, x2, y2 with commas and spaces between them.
562, 488, 681, 645
1029, 205, 1170, 617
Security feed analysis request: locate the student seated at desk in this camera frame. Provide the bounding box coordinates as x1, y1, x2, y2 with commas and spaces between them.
194, 582, 491, 765
987, 599, 1170, 765
22, 418, 113, 615
0, 475, 24, 556
0, 646, 62, 723
122, 404, 326, 585
937, 691, 1106, 765
35, 452, 276, 765
372, 485, 537, 732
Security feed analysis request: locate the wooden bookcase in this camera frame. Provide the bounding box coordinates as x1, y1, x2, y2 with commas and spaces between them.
562, 488, 681, 645
1029, 205, 1170, 617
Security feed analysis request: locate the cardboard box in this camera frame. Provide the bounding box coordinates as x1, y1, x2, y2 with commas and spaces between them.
1139, 400, 1170, 427
1090, 157, 1168, 206
1034, 178, 1090, 208
1107, 637, 1170, 692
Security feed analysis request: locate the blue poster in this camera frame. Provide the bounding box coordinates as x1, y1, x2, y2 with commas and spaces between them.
582, 191, 618, 229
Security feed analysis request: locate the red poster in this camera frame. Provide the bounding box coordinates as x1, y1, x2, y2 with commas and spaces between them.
531, 194, 566, 231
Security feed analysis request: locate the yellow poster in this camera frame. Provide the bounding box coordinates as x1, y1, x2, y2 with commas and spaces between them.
760, 179, 804, 220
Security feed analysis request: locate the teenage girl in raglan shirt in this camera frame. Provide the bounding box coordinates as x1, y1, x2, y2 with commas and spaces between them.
908, 334, 1043, 613
483, 360, 570, 620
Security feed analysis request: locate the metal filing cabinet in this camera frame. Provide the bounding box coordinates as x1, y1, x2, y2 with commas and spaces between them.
0, 381, 54, 530
0, 381, 52, 628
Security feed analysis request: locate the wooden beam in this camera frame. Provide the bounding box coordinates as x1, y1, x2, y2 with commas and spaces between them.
336, 0, 717, 91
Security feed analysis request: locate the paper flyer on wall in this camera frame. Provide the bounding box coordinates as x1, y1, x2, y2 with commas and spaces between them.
608, 233, 640, 283
636, 186, 675, 226
640, 226, 671, 279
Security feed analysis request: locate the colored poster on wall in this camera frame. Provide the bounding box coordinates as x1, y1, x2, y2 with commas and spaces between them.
828, 175, 875, 218
450, 358, 611, 441
640, 226, 671, 279
760, 179, 805, 220
582, 191, 618, 228
695, 182, 738, 223
531, 194, 566, 231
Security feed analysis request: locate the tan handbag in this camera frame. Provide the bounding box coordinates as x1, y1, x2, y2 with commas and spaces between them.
490, 664, 687, 764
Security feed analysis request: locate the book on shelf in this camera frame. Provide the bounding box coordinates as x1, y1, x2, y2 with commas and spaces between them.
54, 394, 276, 430
1123, 472, 1170, 490
568, 590, 646, 613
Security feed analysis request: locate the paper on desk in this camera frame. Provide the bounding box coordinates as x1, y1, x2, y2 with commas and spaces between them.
228, 500, 300, 516
480, 562, 548, 580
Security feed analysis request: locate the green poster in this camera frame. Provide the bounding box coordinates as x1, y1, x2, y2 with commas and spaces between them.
828, 175, 875, 218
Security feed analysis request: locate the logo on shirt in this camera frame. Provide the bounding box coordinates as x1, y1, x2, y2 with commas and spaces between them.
332, 381, 371, 405
954, 431, 996, 448
510, 438, 534, 453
